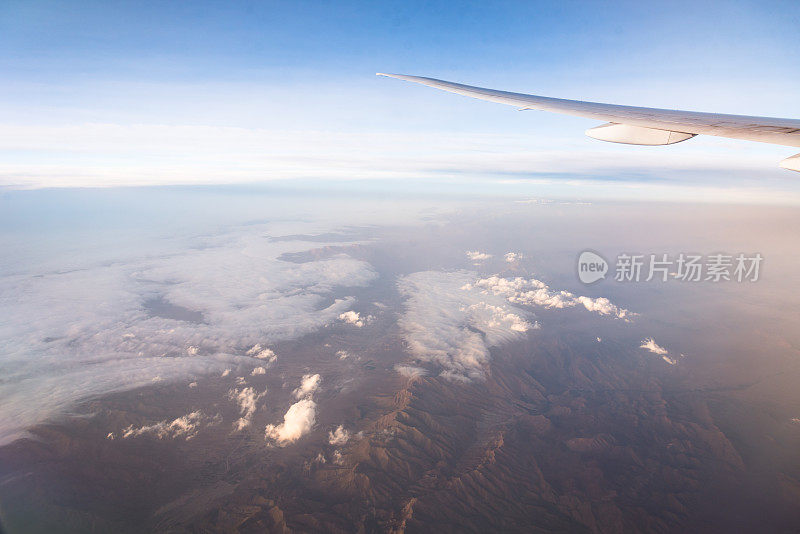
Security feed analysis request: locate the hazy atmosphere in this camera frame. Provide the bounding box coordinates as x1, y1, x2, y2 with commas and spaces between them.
1, 1, 799, 532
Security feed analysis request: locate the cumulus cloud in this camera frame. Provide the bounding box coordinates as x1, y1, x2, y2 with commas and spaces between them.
640, 338, 681, 365
399, 270, 632, 382
293, 373, 321, 399
120, 410, 220, 440
264, 398, 316, 446
640, 337, 668, 355
251, 366, 266, 376
221, 369, 231, 377
467, 275, 631, 319
338, 310, 371, 327
639, 337, 684, 365
504, 252, 522, 263
336, 350, 351, 360
328, 425, 350, 446
228, 386, 266, 431
0, 221, 378, 445
466, 251, 492, 261
246, 344, 277, 363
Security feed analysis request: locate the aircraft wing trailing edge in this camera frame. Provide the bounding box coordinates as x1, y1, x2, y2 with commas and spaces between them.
377, 73, 800, 172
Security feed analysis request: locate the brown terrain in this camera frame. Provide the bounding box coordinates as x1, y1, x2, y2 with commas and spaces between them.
2, 320, 799, 534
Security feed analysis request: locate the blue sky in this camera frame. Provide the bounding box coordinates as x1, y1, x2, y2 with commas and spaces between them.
2, 0, 800, 201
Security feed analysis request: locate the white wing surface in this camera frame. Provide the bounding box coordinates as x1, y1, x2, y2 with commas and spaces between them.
378, 73, 800, 172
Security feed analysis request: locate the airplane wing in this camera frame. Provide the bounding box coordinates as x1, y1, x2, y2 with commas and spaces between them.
377, 73, 800, 172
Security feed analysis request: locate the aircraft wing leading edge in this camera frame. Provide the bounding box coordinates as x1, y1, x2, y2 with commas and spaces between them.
377, 73, 800, 172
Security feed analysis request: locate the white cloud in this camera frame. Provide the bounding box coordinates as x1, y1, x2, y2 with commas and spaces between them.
0, 222, 378, 445
251, 366, 266, 376
228, 386, 266, 431
338, 310, 372, 327
293, 374, 321, 400
576, 296, 628, 318
394, 365, 429, 379
640, 338, 681, 365
246, 344, 277, 363
462, 302, 538, 338
466, 251, 492, 261
504, 252, 522, 263
468, 275, 631, 319
328, 425, 350, 446
121, 410, 220, 440
221, 368, 231, 377
399, 270, 631, 382
398, 271, 535, 382
264, 398, 316, 446
640, 337, 668, 355
2, 118, 798, 207
336, 350, 351, 360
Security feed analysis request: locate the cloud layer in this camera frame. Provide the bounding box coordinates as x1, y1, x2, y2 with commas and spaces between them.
398, 269, 631, 382
0, 223, 376, 445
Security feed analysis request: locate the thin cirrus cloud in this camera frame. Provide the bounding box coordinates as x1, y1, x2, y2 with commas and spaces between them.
0, 119, 797, 204
1, 0, 799, 202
